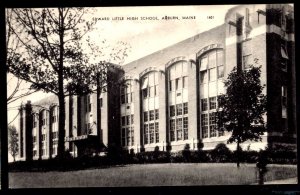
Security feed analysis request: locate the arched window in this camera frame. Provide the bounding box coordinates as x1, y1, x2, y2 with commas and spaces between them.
120, 80, 134, 147
141, 72, 159, 145
168, 61, 189, 142
199, 49, 224, 139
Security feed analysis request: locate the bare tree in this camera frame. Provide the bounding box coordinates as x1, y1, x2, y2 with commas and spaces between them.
6, 9, 37, 105
7, 8, 130, 159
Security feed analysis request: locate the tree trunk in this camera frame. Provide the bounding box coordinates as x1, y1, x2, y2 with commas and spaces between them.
57, 8, 66, 159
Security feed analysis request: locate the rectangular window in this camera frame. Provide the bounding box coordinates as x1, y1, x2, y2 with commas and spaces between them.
243, 54, 252, 69
176, 78, 182, 90
201, 114, 208, 138
126, 127, 130, 146
142, 88, 148, 99
176, 118, 183, 140
209, 68, 217, 81
201, 99, 208, 111
131, 127, 134, 146
182, 76, 188, 89
144, 112, 148, 122
131, 114, 134, 124
282, 86, 287, 118
144, 124, 149, 144
209, 97, 217, 110
169, 80, 173, 91
122, 128, 126, 146
176, 104, 183, 116
126, 115, 130, 125
183, 102, 188, 114
217, 65, 224, 79
121, 116, 126, 126
121, 95, 126, 104
208, 51, 217, 68
149, 110, 155, 121
217, 50, 223, 66
155, 109, 159, 120
200, 71, 207, 84
170, 119, 175, 141
155, 122, 159, 143
200, 56, 208, 69
170, 105, 175, 117
33, 136, 36, 143
209, 113, 217, 137
183, 117, 188, 140
149, 123, 155, 144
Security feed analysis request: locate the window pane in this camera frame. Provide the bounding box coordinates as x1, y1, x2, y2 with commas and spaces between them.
217, 65, 224, 79
170, 119, 175, 141
155, 109, 159, 120
201, 114, 208, 138
201, 99, 208, 111
200, 57, 208, 70
200, 71, 207, 84
149, 123, 155, 143
170, 105, 175, 117
150, 110, 155, 121
155, 122, 159, 143
208, 51, 217, 68
176, 118, 183, 140
176, 104, 183, 116
144, 112, 148, 122
148, 73, 154, 85
209, 97, 216, 110
217, 50, 223, 66
121, 116, 126, 126
176, 78, 182, 90
169, 67, 175, 80
143, 88, 148, 99
142, 77, 148, 89
144, 124, 149, 144
209, 113, 217, 137
209, 68, 216, 81
183, 102, 188, 114
183, 117, 188, 140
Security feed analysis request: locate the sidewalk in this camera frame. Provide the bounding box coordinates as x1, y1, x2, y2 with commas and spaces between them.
253, 177, 297, 185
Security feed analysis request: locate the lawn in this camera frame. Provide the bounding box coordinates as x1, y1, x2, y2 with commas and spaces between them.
9, 163, 297, 188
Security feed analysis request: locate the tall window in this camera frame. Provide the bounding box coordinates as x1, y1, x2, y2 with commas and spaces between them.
282, 86, 287, 119
121, 81, 133, 104
199, 49, 224, 138
168, 61, 189, 141
121, 80, 134, 147
121, 114, 134, 147
142, 72, 159, 145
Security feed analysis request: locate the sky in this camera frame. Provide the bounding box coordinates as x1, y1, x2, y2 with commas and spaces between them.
7, 5, 237, 128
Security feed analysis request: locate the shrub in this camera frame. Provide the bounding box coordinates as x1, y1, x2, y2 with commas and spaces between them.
182, 144, 191, 162
211, 143, 232, 162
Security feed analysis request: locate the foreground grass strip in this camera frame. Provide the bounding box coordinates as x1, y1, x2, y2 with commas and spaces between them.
9, 163, 297, 188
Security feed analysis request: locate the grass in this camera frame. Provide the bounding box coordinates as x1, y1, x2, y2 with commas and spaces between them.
9, 163, 297, 188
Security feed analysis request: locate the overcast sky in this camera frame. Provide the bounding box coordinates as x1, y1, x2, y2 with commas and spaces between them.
7, 5, 237, 127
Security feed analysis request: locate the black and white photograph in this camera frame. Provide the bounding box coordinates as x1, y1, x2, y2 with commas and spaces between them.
5, 3, 297, 189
